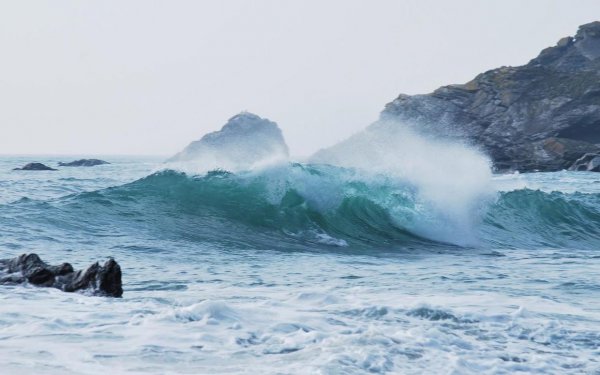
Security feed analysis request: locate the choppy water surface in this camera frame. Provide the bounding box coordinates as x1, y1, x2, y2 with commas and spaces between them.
1, 156, 599, 374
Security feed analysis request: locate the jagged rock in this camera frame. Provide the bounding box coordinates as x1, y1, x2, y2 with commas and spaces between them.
168, 112, 289, 171
0, 253, 123, 297
569, 153, 600, 171
13, 163, 57, 171
369, 21, 600, 173
58, 159, 110, 167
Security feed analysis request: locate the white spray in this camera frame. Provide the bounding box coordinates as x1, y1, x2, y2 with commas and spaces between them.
310, 119, 493, 245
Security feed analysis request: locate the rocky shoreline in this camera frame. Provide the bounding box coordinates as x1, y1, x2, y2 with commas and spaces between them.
377, 22, 600, 173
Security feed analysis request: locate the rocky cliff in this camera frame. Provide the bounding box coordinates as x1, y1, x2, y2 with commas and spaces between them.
378, 21, 600, 172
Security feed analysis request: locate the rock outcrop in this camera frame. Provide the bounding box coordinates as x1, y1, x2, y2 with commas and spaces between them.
370, 21, 600, 172
168, 112, 289, 171
13, 163, 57, 171
59, 159, 110, 167
568, 153, 600, 171
0, 254, 123, 297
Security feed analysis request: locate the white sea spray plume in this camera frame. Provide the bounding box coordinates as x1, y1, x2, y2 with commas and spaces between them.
310, 119, 494, 245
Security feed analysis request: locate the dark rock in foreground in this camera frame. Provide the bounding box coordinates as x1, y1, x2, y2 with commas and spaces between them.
13, 163, 57, 171
0, 254, 123, 297
375, 21, 600, 173
58, 159, 110, 167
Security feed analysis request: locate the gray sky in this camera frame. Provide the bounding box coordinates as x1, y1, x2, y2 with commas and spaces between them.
1, 1, 599, 156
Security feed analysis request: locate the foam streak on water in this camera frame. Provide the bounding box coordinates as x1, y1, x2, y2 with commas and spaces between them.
0, 157, 600, 374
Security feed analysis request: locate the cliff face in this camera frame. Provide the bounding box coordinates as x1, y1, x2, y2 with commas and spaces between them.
380, 21, 600, 172
168, 112, 289, 171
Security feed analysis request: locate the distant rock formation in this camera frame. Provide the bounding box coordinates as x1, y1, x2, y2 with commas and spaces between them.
323, 21, 600, 173
59, 159, 110, 167
168, 112, 289, 171
0, 254, 123, 297
13, 163, 57, 171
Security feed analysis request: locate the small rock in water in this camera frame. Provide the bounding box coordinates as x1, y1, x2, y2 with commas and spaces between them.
13, 163, 57, 171
0, 253, 123, 297
58, 159, 110, 167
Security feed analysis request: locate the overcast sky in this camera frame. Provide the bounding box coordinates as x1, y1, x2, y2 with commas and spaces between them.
1, 1, 599, 156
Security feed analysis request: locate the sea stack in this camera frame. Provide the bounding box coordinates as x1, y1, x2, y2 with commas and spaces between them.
168, 112, 289, 171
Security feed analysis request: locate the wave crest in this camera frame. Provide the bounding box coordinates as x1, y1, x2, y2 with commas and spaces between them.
72, 163, 487, 249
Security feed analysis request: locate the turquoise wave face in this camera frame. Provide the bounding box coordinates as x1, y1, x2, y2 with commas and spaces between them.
4, 164, 600, 251
484, 189, 600, 249
62, 167, 436, 250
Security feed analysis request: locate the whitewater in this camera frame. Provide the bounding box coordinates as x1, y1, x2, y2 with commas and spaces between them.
1, 151, 600, 374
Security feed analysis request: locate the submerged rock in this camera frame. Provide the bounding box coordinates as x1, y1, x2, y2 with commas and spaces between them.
13, 163, 57, 171
0, 253, 123, 297
58, 159, 110, 167
370, 21, 600, 173
168, 112, 289, 171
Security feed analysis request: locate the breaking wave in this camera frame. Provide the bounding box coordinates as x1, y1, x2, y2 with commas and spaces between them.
7, 164, 593, 252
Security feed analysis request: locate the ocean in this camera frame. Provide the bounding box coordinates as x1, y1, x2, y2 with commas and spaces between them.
1, 155, 599, 374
